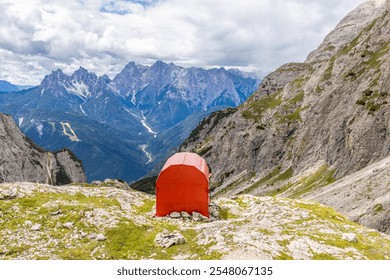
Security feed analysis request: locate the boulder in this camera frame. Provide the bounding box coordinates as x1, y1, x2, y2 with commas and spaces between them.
342, 233, 358, 243
181, 211, 191, 218
209, 202, 220, 219
62, 222, 74, 229
31, 224, 41, 231
0, 188, 17, 200
154, 231, 185, 248
51, 209, 62, 216
96, 233, 106, 241
169, 212, 181, 218
192, 211, 210, 222
24, 220, 33, 227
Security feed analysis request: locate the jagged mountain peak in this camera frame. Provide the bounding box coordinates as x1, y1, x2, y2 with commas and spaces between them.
71, 66, 94, 78
44, 69, 67, 82
98, 74, 111, 83
70, 67, 99, 93
123, 61, 148, 71
39, 69, 69, 93
118, 61, 148, 77
306, 0, 389, 63
74, 65, 88, 72
38, 67, 107, 100
0, 60, 259, 183
125, 61, 136, 68
151, 60, 170, 69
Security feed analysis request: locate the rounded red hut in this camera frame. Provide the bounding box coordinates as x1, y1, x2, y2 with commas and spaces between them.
155, 152, 210, 217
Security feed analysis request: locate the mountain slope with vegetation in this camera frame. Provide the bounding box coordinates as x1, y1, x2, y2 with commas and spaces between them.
179, 0, 390, 233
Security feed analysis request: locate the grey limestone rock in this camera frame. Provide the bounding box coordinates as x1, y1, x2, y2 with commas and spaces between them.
209, 202, 220, 219
62, 222, 74, 229
154, 230, 186, 248
342, 233, 358, 243
179, 0, 390, 234
169, 212, 181, 218
31, 224, 41, 231
51, 209, 62, 216
24, 220, 33, 227
87, 233, 97, 240
192, 212, 210, 222
181, 211, 191, 218
0, 188, 17, 200
306, 0, 388, 63
96, 233, 106, 241
0, 113, 86, 185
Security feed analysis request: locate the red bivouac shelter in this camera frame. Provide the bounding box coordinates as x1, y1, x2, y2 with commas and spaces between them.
156, 152, 210, 217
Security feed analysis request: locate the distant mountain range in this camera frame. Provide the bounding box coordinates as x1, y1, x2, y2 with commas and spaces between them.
0, 61, 260, 182
0, 80, 19, 93
0, 80, 34, 93
0, 112, 86, 185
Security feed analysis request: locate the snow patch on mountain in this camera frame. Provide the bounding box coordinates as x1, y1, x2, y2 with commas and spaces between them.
139, 144, 153, 164
79, 104, 88, 116
36, 123, 43, 137
122, 107, 140, 119
131, 93, 136, 105
48, 122, 56, 135
18, 117, 24, 127
65, 81, 90, 101
60, 122, 80, 142
140, 111, 157, 136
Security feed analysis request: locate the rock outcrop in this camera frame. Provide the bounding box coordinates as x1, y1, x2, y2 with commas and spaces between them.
0, 113, 86, 185
303, 155, 390, 234
180, 0, 390, 198
0, 182, 389, 260
178, 0, 390, 234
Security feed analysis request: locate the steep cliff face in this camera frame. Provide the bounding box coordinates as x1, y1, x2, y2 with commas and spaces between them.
180, 0, 390, 197
0, 113, 86, 185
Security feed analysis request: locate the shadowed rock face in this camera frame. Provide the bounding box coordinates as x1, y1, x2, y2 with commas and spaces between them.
0, 113, 86, 185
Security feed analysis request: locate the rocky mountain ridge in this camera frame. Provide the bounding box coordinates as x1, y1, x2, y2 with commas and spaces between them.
179, 0, 390, 232
0, 113, 86, 185
0, 61, 259, 182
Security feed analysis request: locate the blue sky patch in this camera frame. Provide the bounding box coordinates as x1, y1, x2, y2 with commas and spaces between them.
100, 0, 159, 15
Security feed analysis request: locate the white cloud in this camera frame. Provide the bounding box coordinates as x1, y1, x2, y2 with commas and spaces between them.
0, 0, 365, 85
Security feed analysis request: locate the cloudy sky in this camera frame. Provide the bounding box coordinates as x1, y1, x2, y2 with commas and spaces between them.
0, 0, 365, 85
